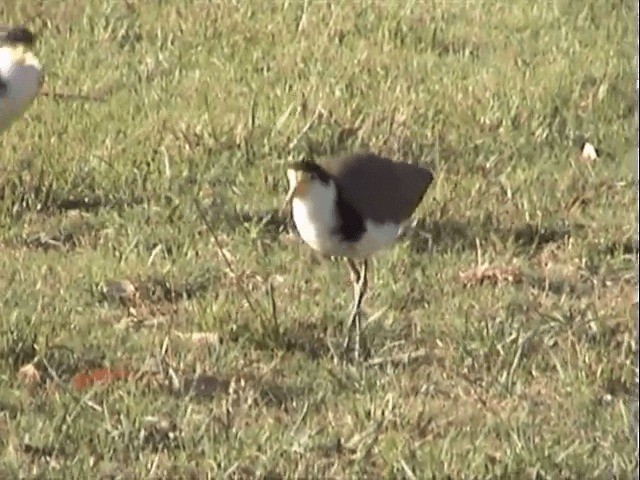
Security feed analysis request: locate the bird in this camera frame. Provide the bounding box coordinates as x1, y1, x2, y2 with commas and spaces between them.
0, 25, 44, 134
281, 152, 434, 360
579, 140, 599, 162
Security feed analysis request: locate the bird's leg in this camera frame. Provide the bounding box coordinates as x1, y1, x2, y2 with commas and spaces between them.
346, 257, 361, 288
342, 258, 361, 355
353, 259, 368, 360
343, 258, 368, 361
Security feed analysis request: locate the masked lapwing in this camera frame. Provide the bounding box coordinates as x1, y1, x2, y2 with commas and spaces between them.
282, 152, 434, 360
579, 140, 599, 162
0, 25, 43, 134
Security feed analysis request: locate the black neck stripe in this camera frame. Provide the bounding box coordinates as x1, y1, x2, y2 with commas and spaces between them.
334, 185, 366, 243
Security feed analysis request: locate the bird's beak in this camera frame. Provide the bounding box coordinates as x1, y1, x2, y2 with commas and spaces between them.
280, 169, 300, 215
280, 186, 295, 215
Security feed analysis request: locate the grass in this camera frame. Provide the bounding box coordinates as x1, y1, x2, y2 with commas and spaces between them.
0, 0, 637, 477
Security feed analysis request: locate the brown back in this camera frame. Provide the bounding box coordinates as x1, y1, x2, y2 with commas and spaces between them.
324, 152, 434, 224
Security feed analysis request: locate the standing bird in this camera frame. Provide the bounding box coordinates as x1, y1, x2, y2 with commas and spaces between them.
282, 152, 434, 360
0, 25, 43, 134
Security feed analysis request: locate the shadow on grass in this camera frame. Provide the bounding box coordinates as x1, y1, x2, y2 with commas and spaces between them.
96, 271, 219, 315
404, 217, 635, 259
408, 217, 577, 255
524, 274, 593, 297
3, 334, 101, 388
0, 172, 144, 217
0, 327, 38, 372
177, 372, 302, 410
1, 331, 111, 387
135, 274, 215, 304
22, 218, 109, 252
230, 320, 332, 362
598, 237, 639, 257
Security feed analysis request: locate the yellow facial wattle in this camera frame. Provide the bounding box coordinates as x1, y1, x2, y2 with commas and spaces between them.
281, 170, 312, 215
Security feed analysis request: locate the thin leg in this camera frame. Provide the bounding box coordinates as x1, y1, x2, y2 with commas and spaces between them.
353, 259, 368, 360
346, 258, 360, 286
343, 259, 368, 360
342, 258, 360, 355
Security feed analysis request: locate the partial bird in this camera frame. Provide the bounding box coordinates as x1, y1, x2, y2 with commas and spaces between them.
0, 25, 43, 134
579, 140, 599, 162
282, 152, 434, 360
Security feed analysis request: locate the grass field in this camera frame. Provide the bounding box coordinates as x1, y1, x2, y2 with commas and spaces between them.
0, 0, 638, 478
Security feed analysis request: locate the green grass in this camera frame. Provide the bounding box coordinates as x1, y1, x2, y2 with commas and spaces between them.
0, 0, 637, 477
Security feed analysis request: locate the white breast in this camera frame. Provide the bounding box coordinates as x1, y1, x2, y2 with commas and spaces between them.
292, 180, 343, 256
291, 180, 403, 259
0, 47, 43, 133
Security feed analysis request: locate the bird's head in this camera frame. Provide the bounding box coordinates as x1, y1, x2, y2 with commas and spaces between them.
0, 26, 36, 48
281, 160, 333, 213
